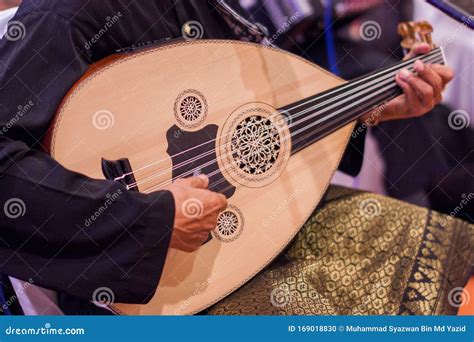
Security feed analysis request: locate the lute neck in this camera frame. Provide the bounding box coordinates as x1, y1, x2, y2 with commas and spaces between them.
281, 47, 446, 155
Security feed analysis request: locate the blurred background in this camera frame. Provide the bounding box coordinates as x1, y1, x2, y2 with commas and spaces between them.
240, 0, 473, 224
0, 0, 18, 11
0, 0, 472, 223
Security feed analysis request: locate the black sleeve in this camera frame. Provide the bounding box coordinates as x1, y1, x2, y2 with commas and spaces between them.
338, 124, 367, 177
0, 10, 174, 303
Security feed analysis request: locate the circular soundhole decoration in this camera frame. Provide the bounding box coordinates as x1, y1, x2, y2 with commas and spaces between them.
180, 96, 202, 121
174, 89, 207, 129
218, 104, 291, 188
231, 115, 281, 175
213, 205, 244, 243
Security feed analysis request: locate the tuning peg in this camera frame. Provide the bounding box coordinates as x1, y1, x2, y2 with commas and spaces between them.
398, 21, 437, 53
398, 22, 417, 52
414, 21, 436, 49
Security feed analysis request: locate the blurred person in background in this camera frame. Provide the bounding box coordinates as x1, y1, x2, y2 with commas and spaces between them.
243, 0, 473, 223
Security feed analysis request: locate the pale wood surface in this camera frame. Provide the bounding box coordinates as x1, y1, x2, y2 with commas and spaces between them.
50, 40, 354, 315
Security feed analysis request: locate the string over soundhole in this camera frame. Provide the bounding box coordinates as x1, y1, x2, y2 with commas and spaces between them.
218, 103, 291, 188
231, 115, 281, 175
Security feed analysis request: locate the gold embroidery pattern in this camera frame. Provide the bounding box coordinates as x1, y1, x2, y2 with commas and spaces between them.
399, 212, 473, 315
208, 186, 473, 315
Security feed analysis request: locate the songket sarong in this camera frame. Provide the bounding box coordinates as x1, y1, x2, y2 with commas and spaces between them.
208, 186, 473, 315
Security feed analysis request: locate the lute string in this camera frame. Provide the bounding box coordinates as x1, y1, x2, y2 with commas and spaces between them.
139, 55, 444, 193
129, 52, 443, 191
115, 48, 443, 183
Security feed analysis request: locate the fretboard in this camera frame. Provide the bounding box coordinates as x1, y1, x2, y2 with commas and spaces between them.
280, 47, 446, 154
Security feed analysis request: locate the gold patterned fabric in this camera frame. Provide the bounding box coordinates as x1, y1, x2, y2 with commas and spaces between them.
208, 186, 474, 315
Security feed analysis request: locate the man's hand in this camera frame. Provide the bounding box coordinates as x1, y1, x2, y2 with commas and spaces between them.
361, 43, 454, 124
164, 175, 227, 253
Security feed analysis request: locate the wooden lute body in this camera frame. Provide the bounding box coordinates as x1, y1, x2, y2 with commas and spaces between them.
48, 40, 445, 315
